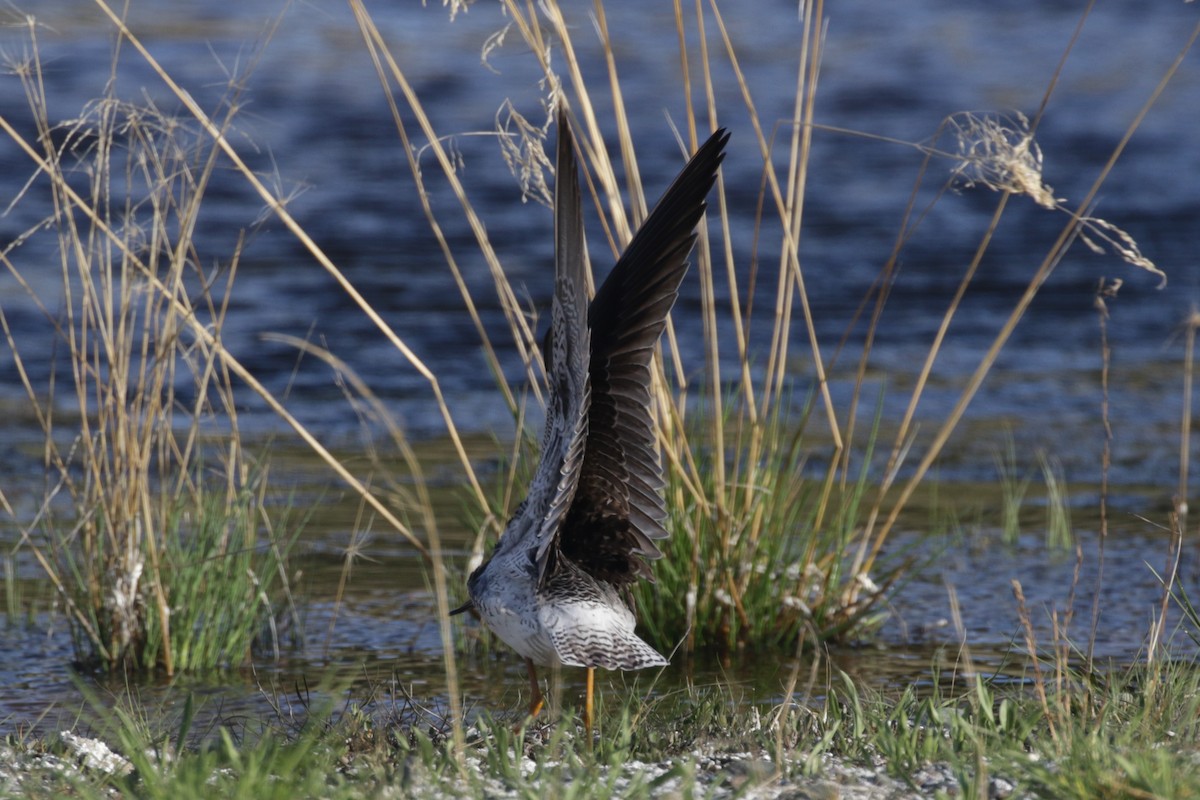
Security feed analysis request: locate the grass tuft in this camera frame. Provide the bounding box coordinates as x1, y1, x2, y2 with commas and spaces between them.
635, 403, 897, 656
0, 24, 298, 674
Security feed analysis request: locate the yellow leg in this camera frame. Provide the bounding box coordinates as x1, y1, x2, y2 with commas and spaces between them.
584, 666, 595, 746
526, 658, 544, 719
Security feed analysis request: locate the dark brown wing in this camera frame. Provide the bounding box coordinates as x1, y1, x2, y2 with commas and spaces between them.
556, 127, 729, 586
528, 108, 591, 583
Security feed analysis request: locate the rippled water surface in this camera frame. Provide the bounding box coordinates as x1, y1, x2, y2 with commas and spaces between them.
1, 0, 1198, 733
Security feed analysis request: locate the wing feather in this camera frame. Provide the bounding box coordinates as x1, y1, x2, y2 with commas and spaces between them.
558, 127, 729, 586
528, 108, 591, 583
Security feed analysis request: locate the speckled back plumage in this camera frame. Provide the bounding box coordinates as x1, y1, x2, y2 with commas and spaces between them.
463, 110, 728, 672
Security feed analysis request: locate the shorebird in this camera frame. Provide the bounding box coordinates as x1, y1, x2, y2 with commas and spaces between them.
452, 109, 728, 737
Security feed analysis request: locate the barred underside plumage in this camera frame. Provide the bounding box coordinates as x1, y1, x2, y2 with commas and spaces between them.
462, 108, 728, 673
539, 560, 668, 670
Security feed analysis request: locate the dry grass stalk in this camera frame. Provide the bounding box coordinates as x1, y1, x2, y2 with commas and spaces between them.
859, 21, 1198, 571
1085, 278, 1119, 672
1012, 579, 1058, 744
85, 0, 492, 529
1177, 310, 1200, 527
0, 26, 297, 672
264, 334, 465, 754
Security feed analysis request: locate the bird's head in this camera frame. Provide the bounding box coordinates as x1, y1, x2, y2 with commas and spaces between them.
449, 556, 489, 619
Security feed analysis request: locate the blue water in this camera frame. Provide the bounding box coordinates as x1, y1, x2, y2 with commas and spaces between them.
0, 0, 1198, 733
2, 1, 1197, 450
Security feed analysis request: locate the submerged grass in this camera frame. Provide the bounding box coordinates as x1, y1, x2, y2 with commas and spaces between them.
995, 434, 1033, 544
994, 438, 1076, 550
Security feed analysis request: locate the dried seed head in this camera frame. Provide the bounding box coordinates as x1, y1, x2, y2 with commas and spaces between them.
950, 112, 1059, 209
495, 92, 556, 207
947, 111, 1165, 286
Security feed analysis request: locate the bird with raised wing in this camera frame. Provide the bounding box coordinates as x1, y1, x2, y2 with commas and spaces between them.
452, 110, 728, 738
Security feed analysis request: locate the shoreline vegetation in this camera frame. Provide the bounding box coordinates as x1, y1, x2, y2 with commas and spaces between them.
1, 0, 1198, 797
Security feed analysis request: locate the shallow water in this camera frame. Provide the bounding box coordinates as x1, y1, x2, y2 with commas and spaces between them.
0, 519, 1184, 736
1, 0, 1199, 734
